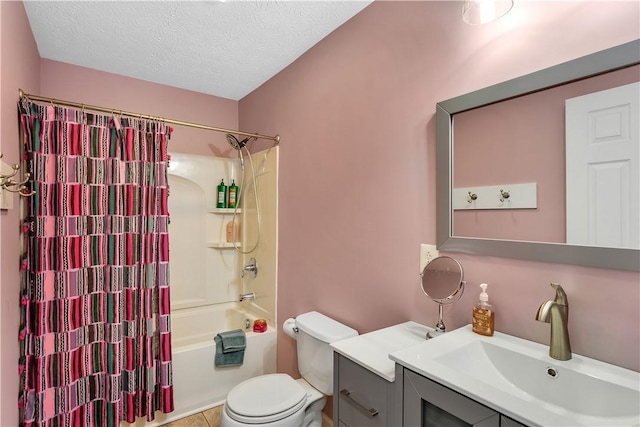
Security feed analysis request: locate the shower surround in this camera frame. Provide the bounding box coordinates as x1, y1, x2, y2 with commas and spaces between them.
124, 149, 278, 425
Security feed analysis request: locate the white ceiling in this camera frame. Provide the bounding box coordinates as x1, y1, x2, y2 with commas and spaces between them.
23, 0, 373, 101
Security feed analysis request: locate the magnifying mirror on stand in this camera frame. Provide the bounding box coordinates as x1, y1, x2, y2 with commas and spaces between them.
420, 256, 465, 339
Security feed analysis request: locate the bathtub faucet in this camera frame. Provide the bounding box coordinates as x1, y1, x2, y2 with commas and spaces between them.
239, 292, 256, 302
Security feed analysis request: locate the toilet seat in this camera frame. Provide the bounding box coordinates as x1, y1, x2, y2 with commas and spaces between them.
225, 374, 308, 424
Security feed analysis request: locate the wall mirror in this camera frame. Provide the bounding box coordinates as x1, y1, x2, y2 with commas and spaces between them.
436, 40, 640, 272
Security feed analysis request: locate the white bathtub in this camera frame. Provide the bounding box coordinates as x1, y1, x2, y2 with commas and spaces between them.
122, 302, 276, 426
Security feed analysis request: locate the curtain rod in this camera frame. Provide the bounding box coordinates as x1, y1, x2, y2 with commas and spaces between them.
18, 89, 280, 143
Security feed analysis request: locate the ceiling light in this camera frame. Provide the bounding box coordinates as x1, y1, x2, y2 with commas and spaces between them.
462, 0, 514, 25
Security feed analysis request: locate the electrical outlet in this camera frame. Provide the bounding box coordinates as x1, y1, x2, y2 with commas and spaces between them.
419, 244, 439, 273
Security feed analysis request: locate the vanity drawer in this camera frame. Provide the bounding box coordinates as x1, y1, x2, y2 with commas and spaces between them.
336, 354, 392, 427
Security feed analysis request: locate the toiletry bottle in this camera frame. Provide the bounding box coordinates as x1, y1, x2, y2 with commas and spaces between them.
217, 179, 227, 208
228, 179, 238, 209
226, 220, 238, 242
472, 283, 495, 336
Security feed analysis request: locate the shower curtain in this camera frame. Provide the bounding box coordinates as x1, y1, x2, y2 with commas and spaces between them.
18, 102, 174, 427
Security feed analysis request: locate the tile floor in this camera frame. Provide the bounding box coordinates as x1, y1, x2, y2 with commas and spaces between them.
163, 405, 333, 427
164, 406, 222, 427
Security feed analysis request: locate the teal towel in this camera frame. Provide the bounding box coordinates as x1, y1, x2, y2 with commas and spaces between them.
214, 329, 246, 367
218, 329, 246, 353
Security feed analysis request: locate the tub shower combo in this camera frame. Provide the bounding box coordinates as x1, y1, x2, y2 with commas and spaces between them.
16, 89, 279, 427
131, 147, 279, 426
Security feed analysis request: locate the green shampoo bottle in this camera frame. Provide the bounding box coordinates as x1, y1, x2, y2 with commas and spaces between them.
217, 179, 227, 208
228, 180, 238, 209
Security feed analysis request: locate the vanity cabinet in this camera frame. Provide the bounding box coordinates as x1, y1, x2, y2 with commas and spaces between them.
333, 353, 398, 427
502, 417, 528, 427
402, 368, 529, 427
330, 321, 431, 427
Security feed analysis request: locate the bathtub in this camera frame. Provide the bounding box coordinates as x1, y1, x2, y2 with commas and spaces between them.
123, 302, 276, 426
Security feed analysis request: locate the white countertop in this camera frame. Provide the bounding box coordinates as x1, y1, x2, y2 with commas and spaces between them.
330, 321, 431, 382
389, 325, 640, 427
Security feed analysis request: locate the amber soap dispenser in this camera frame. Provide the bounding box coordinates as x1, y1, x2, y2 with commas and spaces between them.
472, 283, 495, 336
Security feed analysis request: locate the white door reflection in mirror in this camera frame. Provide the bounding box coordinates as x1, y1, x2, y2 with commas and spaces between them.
565, 82, 639, 249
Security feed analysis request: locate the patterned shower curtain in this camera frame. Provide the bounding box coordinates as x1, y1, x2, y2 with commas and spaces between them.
18, 102, 174, 427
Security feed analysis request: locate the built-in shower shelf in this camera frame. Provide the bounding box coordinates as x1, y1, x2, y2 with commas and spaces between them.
209, 208, 242, 214
207, 242, 241, 249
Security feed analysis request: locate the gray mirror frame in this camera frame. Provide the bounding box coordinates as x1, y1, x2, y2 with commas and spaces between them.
436, 39, 640, 272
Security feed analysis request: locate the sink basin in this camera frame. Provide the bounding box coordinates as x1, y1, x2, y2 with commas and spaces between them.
390, 325, 640, 426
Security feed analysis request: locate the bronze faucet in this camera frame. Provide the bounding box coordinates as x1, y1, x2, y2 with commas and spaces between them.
536, 283, 572, 361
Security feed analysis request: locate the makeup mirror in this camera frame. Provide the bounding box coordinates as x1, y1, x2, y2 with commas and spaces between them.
421, 256, 465, 339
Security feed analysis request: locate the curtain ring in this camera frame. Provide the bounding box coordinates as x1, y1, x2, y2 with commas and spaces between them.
19, 93, 31, 112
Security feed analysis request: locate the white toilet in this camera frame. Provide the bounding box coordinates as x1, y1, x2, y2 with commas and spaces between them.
220, 311, 358, 427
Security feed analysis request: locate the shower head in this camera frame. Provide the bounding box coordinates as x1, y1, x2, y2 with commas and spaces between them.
226, 134, 249, 151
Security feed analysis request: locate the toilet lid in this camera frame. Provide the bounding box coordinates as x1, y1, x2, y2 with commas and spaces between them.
226, 374, 308, 423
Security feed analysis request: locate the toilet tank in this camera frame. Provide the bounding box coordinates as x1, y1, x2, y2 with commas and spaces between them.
295, 311, 358, 395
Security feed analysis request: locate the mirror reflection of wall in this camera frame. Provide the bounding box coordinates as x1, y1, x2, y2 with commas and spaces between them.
452, 64, 639, 249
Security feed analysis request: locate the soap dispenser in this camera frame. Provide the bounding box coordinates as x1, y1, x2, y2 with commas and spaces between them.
472, 283, 495, 336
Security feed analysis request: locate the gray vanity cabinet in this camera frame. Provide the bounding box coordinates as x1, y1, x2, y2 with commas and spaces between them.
502, 417, 528, 427
402, 368, 529, 427
333, 353, 398, 427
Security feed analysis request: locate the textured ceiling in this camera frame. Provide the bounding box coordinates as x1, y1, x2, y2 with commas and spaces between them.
23, 0, 373, 101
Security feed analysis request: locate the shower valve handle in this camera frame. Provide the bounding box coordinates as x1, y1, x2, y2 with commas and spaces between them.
242, 257, 258, 279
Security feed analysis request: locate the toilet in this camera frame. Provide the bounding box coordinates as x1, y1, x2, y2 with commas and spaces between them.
221, 311, 358, 427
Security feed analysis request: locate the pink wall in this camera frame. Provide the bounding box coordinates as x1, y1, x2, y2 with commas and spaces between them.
40, 60, 239, 157
239, 1, 640, 397
454, 65, 639, 242
0, 2, 40, 425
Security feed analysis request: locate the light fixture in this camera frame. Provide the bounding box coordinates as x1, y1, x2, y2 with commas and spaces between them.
462, 0, 514, 25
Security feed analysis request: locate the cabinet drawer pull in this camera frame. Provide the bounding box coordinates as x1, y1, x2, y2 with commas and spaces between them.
340, 389, 379, 418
